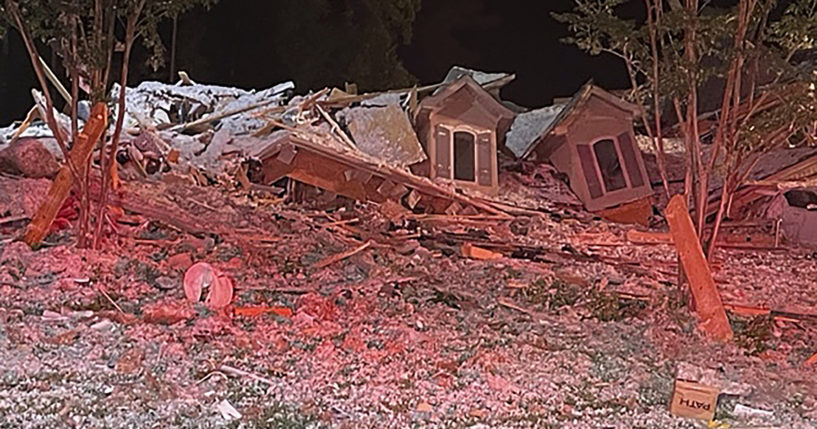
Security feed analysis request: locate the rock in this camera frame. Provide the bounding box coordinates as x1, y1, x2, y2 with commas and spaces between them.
154, 276, 177, 290
142, 303, 195, 325
167, 252, 193, 271
0, 138, 60, 178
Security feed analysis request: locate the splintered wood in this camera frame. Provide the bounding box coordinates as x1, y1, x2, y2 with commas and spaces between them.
665, 195, 733, 342
313, 241, 373, 269
461, 243, 503, 260
23, 102, 108, 246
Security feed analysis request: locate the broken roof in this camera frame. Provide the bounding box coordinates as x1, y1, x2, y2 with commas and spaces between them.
505, 82, 640, 160
419, 74, 515, 124
433, 66, 516, 96
114, 80, 294, 133
338, 103, 426, 166
442, 66, 513, 86
252, 129, 509, 216
505, 104, 568, 159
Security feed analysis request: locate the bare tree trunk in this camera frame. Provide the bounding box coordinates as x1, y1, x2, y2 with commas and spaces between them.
94, 2, 144, 248
69, 17, 92, 248
645, 0, 670, 199
69, 18, 79, 150
673, 98, 694, 204
704, 0, 757, 257
7, 1, 82, 185
169, 16, 178, 83
706, 158, 734, 260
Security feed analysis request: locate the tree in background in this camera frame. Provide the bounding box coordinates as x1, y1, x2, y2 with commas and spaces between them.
172, 0, 421, 92
269, 0, 421, 91
556, 0, 817, 259
0, 0, 216, 248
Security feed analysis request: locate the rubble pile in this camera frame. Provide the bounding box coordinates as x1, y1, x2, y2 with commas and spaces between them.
0, 75, 815, 428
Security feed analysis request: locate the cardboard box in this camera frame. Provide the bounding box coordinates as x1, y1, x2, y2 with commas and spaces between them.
669, 379, 720, 421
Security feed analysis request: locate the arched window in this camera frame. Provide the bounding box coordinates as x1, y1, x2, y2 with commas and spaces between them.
453, 131, 476, 181
593, 138, 627, 192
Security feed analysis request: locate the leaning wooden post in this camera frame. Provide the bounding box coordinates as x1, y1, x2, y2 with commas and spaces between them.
23, 103, 108, 246
665, 194, 733, 342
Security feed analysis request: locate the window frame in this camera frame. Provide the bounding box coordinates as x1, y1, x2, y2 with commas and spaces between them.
452, 130, 478, 182
584, 135, 634, 195
438, 124, 483, 185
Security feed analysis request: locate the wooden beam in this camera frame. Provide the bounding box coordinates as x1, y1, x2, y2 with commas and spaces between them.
23, 103, 107, 246
664, 195, 733, 342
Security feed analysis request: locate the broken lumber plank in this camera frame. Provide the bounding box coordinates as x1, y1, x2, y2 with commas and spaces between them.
626, 229, 782, 251
722, 304, 817, 324
7, 106, 39, 146
23, 103, 107, 246
665, 195, 733, 342
722, 304, 772, 320
169, 101, 283, 134
461, 243, 503, 260
315, 104, 357, 150
38, 55, 71, 105
497, 297, 546, 322
626, 229, 673, 244
0, 215, 29, 226
218, 364, 277, 386
313, 241, 373, 269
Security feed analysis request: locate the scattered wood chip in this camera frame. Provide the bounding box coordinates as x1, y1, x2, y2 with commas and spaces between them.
47, 329, 78, 345
497, 297, 540, 320
461, 243, 502, 260
234, 306, 293, 318
313, 240, 372, 269
142, 304, 195, 325
626, 229, 672, 245
219, 364, 277, 386
115, 348, 144, 375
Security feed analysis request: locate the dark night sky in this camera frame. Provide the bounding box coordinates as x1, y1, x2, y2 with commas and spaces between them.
400, 0, 629, 107
0, 1, 628, 125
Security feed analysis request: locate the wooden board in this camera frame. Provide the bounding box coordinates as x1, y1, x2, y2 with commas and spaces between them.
665, 195, 733, 342
669, 380, 720, 421
23, 102, 107, 245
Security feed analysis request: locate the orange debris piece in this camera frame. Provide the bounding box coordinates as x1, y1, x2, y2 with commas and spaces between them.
234, 306, 293, 318
597, 197, 652, 226
23, 103, 108, 245
461, 243, 503, 260
664, 195, 733, 342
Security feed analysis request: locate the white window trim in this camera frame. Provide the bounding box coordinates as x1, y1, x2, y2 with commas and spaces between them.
589, 135, 632, 194
439, 124, 483, 184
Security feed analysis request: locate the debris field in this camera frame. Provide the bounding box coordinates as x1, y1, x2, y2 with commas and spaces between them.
0, 76, 816, 428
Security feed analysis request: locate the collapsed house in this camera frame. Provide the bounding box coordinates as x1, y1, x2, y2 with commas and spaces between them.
768, 188, 817, 245
0, 68, 669, 223
251, 128, 506, 216
505, 83, 654, 223
713, 147, 817, 246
